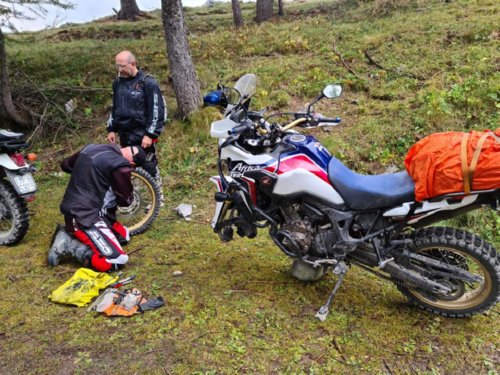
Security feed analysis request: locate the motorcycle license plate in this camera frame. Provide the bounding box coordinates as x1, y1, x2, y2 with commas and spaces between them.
7, 171, 37, 195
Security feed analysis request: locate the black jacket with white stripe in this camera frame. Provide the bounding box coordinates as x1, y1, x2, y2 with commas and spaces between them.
60, 144, 133, 228
107, 70, 166, 146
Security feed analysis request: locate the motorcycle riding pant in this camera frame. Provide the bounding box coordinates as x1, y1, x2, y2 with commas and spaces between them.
142, 144, 164, 205
67, 218, 129, 272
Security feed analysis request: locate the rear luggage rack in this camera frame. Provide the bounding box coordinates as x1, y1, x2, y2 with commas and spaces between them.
428, 188, 500, 203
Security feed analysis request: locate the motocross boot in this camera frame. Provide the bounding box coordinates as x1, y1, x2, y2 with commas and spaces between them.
48, 225, 92, 267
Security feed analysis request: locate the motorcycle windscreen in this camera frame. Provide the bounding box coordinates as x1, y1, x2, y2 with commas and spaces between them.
234, 74, 257, 99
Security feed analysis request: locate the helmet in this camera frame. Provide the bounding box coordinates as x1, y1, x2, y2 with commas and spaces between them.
203, 90, 224, 106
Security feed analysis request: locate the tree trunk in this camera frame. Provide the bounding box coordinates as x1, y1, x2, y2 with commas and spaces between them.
278, 0, 284, 17
256, 0, 273, 24
0, 29, 30, 128
117, 0, 142, 20
161, 0, 202, 119
231, 0, 244, 28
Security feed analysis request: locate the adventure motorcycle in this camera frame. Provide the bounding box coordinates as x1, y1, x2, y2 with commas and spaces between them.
0, 130, 37, 245
206, 74, 499, 320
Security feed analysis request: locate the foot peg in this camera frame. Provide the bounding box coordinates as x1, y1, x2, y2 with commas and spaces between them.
315, 261, 348, 321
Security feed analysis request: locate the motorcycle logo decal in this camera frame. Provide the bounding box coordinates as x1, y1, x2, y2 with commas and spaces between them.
230, 162, 263, 178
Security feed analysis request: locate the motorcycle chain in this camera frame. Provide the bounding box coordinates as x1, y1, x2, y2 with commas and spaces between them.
350, 259, 415, 290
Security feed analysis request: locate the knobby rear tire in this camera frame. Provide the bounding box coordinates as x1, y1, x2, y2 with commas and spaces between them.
398, 227, 499, 318
0, 180, 29, 246
116, 167, 160, 236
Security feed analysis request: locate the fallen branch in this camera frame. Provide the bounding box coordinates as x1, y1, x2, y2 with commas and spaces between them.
127, 245, 147, 256
35, 85, 108, 93
364, 49, 386, 70
332, 338, 348, 363
333, 43, 359, 79
364, 49, 427, 81
383, 359, 394, 375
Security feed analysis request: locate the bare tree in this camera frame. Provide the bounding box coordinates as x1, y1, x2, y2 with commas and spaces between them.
116, 0, 147, 21
278, 0, 284, 17
256, 0, 273, 24
0, 0, 73, 129
231, 0, 243, 28
0, 28, 29, 127
161, 0, 201, 118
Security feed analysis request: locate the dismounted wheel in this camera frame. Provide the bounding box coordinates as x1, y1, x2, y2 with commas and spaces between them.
398, 227, 500, 318
116, 167, 160, 236
0, 180, 30, 246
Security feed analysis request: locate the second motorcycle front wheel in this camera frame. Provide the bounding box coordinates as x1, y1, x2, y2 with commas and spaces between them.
116, 167, 160, 236
398, 227, 500, 317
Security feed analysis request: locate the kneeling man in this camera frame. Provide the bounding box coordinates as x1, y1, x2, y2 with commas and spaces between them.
48, 143, 146, 272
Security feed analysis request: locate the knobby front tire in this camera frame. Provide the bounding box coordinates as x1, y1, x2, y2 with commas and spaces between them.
398, 227, 500, 318
116, 167, 160, 236
0, 180, 30, 246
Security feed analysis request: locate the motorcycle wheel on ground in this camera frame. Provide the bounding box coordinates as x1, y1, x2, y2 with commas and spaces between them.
397, 226, 500, 317
116, 167, 160, 236
0, 180, 30, 245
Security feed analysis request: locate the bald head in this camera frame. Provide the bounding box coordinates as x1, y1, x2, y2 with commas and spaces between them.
115, 50, 138, 78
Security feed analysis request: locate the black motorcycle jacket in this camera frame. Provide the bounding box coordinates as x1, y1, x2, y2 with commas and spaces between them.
107, 70, 166, 146
60, 144, 133, 228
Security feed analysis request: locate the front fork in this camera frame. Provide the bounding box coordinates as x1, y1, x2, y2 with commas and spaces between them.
209, 175, 258, 240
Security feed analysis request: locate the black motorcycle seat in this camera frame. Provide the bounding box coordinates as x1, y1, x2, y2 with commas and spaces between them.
0, 130, 24, 141
328, 157, 415, 210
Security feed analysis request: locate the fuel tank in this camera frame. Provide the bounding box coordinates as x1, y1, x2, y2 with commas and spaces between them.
272, 134, 344, 206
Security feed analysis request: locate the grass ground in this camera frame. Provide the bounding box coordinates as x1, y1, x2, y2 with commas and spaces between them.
1, 177, 498, 374
1, 0, 499, 373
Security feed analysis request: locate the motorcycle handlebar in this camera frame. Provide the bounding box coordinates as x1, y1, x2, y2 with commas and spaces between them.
228, 122, 251, 136
316, 116, 341, 124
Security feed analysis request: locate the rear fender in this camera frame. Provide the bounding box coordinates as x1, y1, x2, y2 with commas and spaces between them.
0, 154, 25, 171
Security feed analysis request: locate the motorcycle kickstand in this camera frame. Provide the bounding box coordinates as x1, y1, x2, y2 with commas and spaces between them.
315, 261, 348, 322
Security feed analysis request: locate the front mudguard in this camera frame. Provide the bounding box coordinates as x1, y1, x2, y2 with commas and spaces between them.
209, 175, 233, 230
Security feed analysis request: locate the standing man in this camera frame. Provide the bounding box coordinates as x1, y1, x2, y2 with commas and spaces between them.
48, 144, 147, 272
107, 50, 166, 203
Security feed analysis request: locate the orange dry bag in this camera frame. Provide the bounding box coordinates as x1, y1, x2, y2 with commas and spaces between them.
404, 128, 500, 202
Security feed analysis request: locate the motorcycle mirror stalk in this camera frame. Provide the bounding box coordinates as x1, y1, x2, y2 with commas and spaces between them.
306, 84, 343, 114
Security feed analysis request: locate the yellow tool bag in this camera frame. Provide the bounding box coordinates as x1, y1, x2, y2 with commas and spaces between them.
49, 268, 118, 307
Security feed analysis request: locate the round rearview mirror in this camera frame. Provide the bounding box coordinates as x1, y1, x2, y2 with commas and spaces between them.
323, 84, 342, 99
